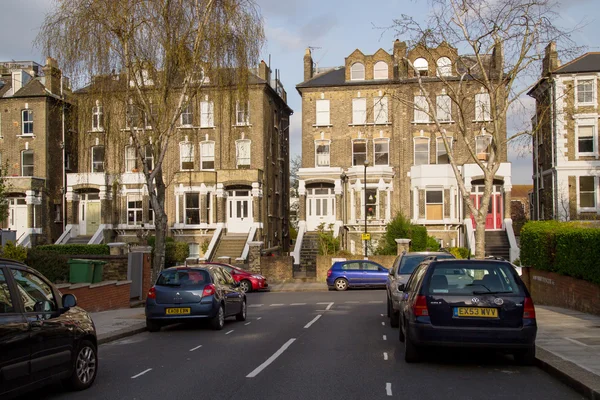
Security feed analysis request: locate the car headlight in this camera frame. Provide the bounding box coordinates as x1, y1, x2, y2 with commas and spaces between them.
252, 275, 263, 279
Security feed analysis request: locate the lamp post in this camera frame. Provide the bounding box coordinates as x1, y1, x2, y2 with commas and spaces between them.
363, 159, 369, 259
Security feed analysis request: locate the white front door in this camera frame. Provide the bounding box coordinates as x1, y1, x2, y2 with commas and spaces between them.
306, 187, 336, 231
227, 190, 253, 233
8, 198, 28, 240
79, 193, 101, 235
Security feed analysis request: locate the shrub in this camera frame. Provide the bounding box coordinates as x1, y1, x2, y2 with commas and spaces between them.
425, 236, 441, 251
1, 241, 28, 263
36, 244, 110, 255
520, 221, 600, 285
447, 247, 470, 259
25, 248, 69, 283
316, 223, 340, 256
409, 226, 428, 251
148, 236, 190, 267
375, 214, 434, 254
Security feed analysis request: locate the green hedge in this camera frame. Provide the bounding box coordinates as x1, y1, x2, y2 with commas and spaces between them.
520, 221, 600, 285
148, 236, 189, 268
25, 249, 70, 283
36, 244, 110, 255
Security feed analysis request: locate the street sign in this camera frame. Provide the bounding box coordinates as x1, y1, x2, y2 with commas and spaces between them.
362, 233, 371, 241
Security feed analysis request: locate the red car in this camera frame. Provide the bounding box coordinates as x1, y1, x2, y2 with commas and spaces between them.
203, 262, 268, 293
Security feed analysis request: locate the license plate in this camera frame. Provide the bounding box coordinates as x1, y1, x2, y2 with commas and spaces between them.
454, 307, 498, 318
165, 308, 191, 315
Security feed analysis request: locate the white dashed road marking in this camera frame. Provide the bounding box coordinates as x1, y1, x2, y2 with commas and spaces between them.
381, 321, 385, 326
325, 302, 334, 311
189, 345, 202, 352
256, 317, 262, 320
247, 338, 296, 378
304, 315, 322, 329
383, 335, 387, 341
386, 383, 392, 396
225, 330, 234, 335
345, 301, 359, 304
249, 304, 263, 308
270, 304, 284, 307
291, 303, 307, 306
131, 368, 152, 379
245, 322, 251, 326
383, 352, 388, 361
369, 301, 384, 304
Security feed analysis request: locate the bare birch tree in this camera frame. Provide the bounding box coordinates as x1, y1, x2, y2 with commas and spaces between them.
37, 0, 264, 276
388, 0, 580, 258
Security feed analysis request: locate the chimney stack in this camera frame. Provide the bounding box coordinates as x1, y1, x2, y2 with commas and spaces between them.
304, 48, 314, 81
542, 42, 560, 76
393, 40, 408, 79
491, 40, 504, 78
42, 57, 62, 96
258, 60, 271, 82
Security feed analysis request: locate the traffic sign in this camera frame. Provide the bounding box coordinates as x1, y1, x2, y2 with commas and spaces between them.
362, 233, 371, 241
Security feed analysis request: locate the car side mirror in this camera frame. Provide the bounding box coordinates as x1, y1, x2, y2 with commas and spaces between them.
62, 293, 77, 308
398, 283, 406, 292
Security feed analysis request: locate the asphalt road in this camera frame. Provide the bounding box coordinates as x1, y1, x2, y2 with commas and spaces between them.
32, 290, 583, 400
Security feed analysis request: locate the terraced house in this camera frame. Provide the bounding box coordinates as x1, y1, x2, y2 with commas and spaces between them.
0, 58, 74, 246
58, 61, 292, 262
294, 40, 515, 266
529, 43, 600, 221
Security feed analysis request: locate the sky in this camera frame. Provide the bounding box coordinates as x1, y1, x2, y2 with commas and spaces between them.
2, 0, 599, 185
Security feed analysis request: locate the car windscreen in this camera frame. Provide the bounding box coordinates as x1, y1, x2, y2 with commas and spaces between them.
427, 262, 522, 295
156, 269, 209, 288
398, 254, 454, 274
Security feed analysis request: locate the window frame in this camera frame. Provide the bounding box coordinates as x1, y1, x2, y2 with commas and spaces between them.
315, 139, 331, 167
180, 103, 193, 127
413, 95, 430, 123
364, 188, 378, 220
21, 149, 34, 176
236, 101, 250, 126
475, 134, 492, 161
91, 145, 105, 173
352, 139, 367, 167
373, 61, 389, 80
575, 78, 596, 107
425, 189, 444, 221
315, 99, 331, 126
126, 103, 141, 129
576, 123, 596, 157
436, 137, 453, 164
352, 98, 367, 125
184, 192, 201, 225
92, 104, 104, 132
436, 57, 452, 77
414, 58, 429, 76
200, 140, 215, 170
200, 100, 214, 128
11, 268, 58, 314
350, 63, 365, 81
127, 194, 143, 226
578, 176, 597, 211
475, 92, 492, 122
374, 96, 388, 125
413, 137, 430, 166
144, 144, 154, 172
235, 139, 251, 169
436, 94, 452, 122
21, 109, 34, 136
373, 138, 389, 166
125, 145, 137, 172
179, 142, 195, 171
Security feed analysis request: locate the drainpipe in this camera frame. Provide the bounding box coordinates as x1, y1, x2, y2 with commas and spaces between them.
550, 76, 557, 219
61, 76, 66, 233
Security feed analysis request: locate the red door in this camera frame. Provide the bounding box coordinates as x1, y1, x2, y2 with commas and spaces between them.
471, 193, 503, 229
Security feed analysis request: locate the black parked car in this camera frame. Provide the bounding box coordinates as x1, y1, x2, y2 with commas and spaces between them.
0, 259, 98, 398
398, 258, 537, 364
145, 265, 247, 331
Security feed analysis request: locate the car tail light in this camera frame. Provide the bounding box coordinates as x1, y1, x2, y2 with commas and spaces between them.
523, 297, 536, 319
202, 284, 216, 297
413, 295, 429, 317
147, 286, 156, 299
327, 269, 332, 278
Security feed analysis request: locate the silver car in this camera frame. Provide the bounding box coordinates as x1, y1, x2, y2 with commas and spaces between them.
386, 251, 455, 327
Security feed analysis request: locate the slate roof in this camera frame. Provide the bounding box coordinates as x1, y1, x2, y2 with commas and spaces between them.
13, 79, 48, 97
554, 53, 600, 74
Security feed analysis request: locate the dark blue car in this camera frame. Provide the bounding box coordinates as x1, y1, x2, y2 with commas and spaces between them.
327, 260, 389, 291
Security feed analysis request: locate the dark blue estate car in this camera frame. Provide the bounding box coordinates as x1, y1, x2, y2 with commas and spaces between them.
327, 260, 389, 291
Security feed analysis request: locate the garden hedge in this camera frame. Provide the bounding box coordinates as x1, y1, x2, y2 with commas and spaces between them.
36, 244, 110, 255
25, 249, 70, 283
520, 221, 600, 285
148, 236, 190, 267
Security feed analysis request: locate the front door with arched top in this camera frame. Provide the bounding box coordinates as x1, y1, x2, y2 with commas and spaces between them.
227, 189, 253, 233
470, 184, 503, 230
8, 197, 27, 240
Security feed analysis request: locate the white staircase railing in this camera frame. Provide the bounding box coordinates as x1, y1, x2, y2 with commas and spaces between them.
504, 218, 520, 263
202, 224, 224, 262
292, 222, 306, 265
89, 224, 111, 244
240, 225, 258, 262
55, 224, 74, 244
464, 220, 475, 256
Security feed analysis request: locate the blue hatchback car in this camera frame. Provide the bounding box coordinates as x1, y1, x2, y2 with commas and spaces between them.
327, 260, 389, 291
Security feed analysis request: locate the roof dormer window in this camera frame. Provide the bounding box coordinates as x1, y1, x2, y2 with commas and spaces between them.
436, 57, 452, 77
373, 61, 388, 80
351, 63, 365, 81
414, 58, 429, 76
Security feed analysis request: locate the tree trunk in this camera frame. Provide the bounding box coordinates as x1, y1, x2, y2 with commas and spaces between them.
149, 171, 168, 283
474, 217, 486, 259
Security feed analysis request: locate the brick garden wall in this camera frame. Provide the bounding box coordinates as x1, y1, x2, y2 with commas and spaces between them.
57, 281, 132, 313
260, 256, 294, 283
522, 267, 600, 316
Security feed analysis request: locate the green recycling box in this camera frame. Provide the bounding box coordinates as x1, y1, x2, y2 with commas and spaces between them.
68, 259, 106, 283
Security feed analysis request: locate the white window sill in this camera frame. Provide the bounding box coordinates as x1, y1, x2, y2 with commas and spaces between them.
472, 119, 493, 123
413, 163, 432, 166
233, 123, 252, 127
179, 169, 195, 172
200, 126, 216, 129
89, 129, 105, 133
576, 152, 599, 159
313, 124, 333, 128
17, 134, 35, 138
315, 165, 331, 168
577, 207, 598, 213
200, 169, 216, 172
575, 102, 596, 108
438, 120, 455, 124
178, 125, 195, 129
411, 121, 431, 124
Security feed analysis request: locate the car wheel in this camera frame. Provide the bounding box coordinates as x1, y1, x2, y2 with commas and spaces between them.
66, 339, 98, 391
236, 300, 247, 321
240, 280, 252, 293
146, 319, 161, 332
404, 326, 419, 363
334, 278, 348, 291
390, 310, 399, 328
211, 304, 225, 330
514, 346, 536, 366
398, 320, 405, 343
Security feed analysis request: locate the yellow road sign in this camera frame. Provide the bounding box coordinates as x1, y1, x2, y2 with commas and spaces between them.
362, 233, 371, 241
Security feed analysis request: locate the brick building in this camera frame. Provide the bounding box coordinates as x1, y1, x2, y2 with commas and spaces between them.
528, 43, 600, 221
0, 58, 74, 246
293, 40, 514, 263
58, 61, 292, 261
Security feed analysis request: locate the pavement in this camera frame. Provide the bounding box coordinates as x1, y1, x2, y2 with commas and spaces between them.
32, 291, 584, 400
